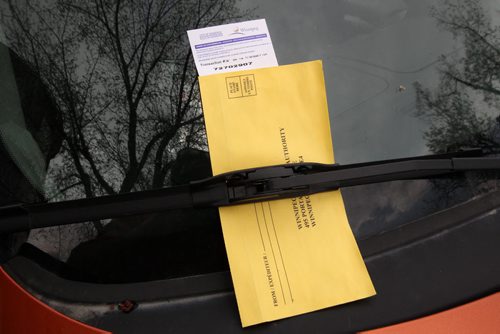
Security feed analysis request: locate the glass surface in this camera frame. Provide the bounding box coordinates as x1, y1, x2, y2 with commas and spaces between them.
0, 0, 498, 282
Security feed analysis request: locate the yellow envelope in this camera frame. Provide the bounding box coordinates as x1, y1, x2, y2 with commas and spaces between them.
199, 60, 375, 327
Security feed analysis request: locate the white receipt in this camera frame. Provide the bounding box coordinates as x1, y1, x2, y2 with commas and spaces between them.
187, 19, 278, 76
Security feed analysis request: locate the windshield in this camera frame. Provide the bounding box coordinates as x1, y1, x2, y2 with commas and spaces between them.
0, 0, 498, 282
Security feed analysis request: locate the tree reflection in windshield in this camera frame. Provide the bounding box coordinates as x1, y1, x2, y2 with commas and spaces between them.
413, 0, 500, 207
415, 0, 500, 153
1, 0, 499, 266
1, 0, 249, 258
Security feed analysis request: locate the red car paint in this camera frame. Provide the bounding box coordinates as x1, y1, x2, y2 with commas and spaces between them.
0, 266, 110, 334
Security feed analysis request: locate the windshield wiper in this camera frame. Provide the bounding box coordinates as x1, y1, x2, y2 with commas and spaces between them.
1, 149, 499, 234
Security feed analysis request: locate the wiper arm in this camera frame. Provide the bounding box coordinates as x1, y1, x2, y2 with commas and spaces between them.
1, 149, 499, 234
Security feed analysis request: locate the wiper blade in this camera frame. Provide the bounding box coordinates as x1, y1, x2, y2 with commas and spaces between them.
1, 149, 499, 234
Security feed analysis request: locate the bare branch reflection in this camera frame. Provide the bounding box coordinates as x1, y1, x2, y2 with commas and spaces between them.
1, 0, 249, 258
414, 0, 500, 207
415, 0, 500, 153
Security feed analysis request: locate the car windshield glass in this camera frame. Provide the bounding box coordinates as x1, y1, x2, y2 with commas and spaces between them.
0, 0, 498, 283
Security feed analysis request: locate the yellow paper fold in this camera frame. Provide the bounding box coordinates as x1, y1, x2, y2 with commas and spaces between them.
199, 60, 375, 327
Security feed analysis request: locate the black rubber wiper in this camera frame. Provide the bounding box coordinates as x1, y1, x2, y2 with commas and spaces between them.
0, 149, 499, 234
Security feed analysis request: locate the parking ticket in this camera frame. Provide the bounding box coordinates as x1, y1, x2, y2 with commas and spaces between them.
199, 60, 376, 326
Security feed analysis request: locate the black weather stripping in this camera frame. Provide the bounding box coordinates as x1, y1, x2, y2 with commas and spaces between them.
0, 149, 499, 234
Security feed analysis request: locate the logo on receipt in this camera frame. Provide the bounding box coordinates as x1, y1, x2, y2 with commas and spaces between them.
230, 27, 245, 35
230, 26, 259, 36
